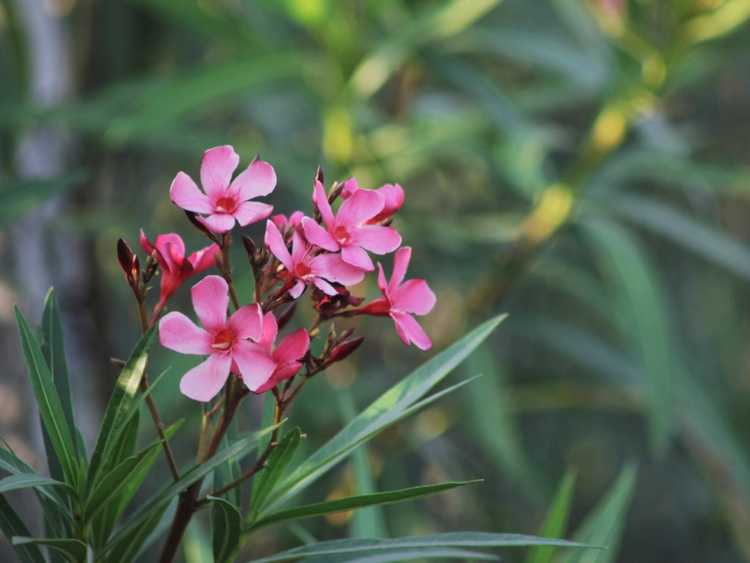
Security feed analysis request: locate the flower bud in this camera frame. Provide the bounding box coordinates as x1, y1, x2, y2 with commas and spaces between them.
117, 238, 140, 290
328, 336, 365, 364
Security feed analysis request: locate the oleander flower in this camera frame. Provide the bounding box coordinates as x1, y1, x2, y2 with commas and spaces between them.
159, 275, 266, 401
169, 145, 276, 233
360, 246, 436, 350
341, 178, 404, 224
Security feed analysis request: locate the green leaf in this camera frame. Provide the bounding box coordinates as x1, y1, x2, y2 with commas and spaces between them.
0, 496, 45, 563
246, 532, 593, 562
88, 326, 156, 488
249, 427, 302, 523
561, 463, 638, 563
0, 474, 70, 494
268, 315, 506, 510
104, 501, 171, 563
0, 172, 86, 227
12, 537, 88, 563
307, 547, 500, 562
249, 480, 482, 531
526, 470, 577, 563
14, 308, 80, 489
209, 496, 242, 563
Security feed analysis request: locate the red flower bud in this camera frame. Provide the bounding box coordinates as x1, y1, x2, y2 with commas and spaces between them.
117, 238, 140, 290
328, 336, 365, 364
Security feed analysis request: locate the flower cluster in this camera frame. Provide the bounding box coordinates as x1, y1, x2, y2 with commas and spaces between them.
118, 145, 436, 403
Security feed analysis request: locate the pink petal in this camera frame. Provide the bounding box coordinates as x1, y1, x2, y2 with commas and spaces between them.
390, 246, 412, 290
139, 229, 156, 258
170, 172, 212, 213
233, 341, 277, 391
179, 354, 232, 402
301, 217, 339, 252
376, 263, 389, 297
234, 201, 273, 227
390, 310, 432, 350
311, 253, 365, 286
351, 225, 401, 254
264, 220, 293, 271
191, 275, 229, 332
378, 183, 404, 217
273, 328, 310, 363
312, 277, 337, 295
341, 177, 360, 199
155, 233, 186, 272
159, 312, 212, 355
200, 213, 236, 234
289, 280, 306, 299
231, 159, 276, 200
312, 180, 335, 229
291, 230, 307, 264
272, 361, 302, 382
188, 243, 221, 273
341, 245, 374, 271
229, 303, 263, 341
391, 279, 436, 315
337, 189, 383, 227
200, 145, 239, 199
259, 311, 278, 349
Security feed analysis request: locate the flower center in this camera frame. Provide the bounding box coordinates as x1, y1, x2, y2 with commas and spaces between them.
294, 262, 312, 278
211, 328, 235, 352
214, 196, 238, 214
333, 225, 350, 243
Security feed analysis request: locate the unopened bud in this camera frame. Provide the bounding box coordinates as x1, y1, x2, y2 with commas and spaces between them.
328, 181, 344, 204
117, 238, 140, 288
328, 336, 365, 364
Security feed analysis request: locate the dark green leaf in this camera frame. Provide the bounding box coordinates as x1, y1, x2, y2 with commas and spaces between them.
12, 537, 88, 563
526, 470, 577, 563
249, 427, 302, 523
209, 496, 242, 563
0, 473, 70, 494
0, 496, 45, 563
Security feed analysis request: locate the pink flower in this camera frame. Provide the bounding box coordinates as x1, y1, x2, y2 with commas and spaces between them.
159, 275, 268, 401
301, 179, 401, 271
139, 230, 220, 307
360, 247, 436, 350
271, 211, 304, 234
243, 312, 310, 394
265, 220, 365, 298
169, 145, 276, 233
341, 178, 404, 224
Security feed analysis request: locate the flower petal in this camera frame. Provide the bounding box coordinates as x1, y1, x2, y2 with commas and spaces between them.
291, 230, 307, 264
259, 311, 278, 349
337, 189, 383, 228
170, 172, 212, 213
271, 361, 302, 382
390, 246, 411, 290
312, 277, 337, 295
159, 312, 212, 355
302, 217, 339, 252
233, 341, 277, 392
264, 220, 293, 271
311, 253, 365, 286
199, 213, 236, 234
289, 280, 306, 299
201, 145, 239, 199
191, 275, 229, 332
231, 159, 277, 200
229, 303, 263, 341
313, 179, 335, 229
390, 310, 432, 350
392, 279, 436, 315
273, 329, 310, 364
351, 225, 401, 255
341, 245, 374, 271
376, 263, 389, 298
155, 233, 186, 272
179, 354, 232, 402
188, 243, 221, 273
234, 201, 273, 227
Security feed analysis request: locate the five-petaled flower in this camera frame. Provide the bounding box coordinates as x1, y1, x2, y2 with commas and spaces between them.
361, 247, 436, 350
139, 230, 220, 308
301, 179, 401, 271
245, 311, 310, 394
341, 178, 404, 224
265, 220, 364, 298
159, 275, 267, 401
170, 145, 276, 234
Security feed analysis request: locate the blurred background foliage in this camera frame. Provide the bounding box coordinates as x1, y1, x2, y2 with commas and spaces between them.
1, 0, 750, 561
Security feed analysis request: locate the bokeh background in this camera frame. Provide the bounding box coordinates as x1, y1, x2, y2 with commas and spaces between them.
2, 0, 750, 561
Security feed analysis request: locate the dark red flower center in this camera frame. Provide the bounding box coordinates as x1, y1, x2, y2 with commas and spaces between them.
214, 196, 238, 214
333, 225, 350, 243
294, 262, 312, 278
211, 328, 235, 352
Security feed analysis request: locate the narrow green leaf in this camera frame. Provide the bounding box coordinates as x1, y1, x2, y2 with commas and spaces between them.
247, 532, 593, 563
561, 464, 638, 563
0, 496, 46, 563
307, 547, 500, 562
104, 501, 171, 563
209, 496, 242, 563
88, 326, 156, 488
0, 474, 70, 494
269, 316, 505, 510
526, 470, 577, 563
250, 480, 482, 531
249, 427, 301, 523
12, 537, 87, 563
14, 308, 80, 488
40, 289, 75, 436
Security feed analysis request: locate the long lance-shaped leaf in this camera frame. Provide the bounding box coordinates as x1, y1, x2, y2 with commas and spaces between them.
246, 532, 593, 563
268, 316, 505, 510
209, 496, 242, 563
105, 500, 175, 563
12, 537, 88, 563
0, 496, 45, 563
104, 422, 280, 557
15, 308, 80, 489
87, 326, 156, 488
249, 480, 482, 532
304, 547, 500, 562
526, 470, 577, 563
0, 474, 71, 495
